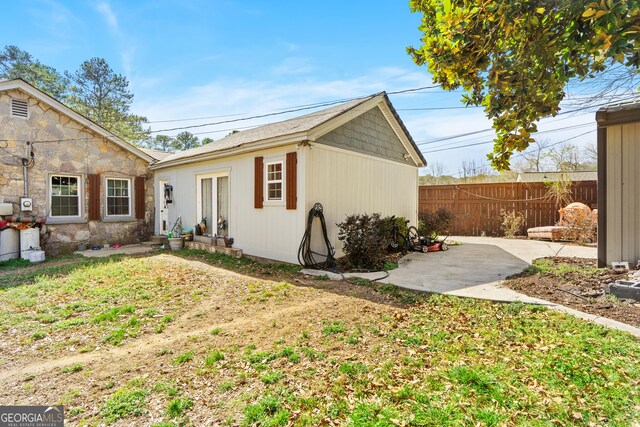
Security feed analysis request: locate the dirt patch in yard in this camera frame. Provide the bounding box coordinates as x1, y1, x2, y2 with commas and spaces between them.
504, 257, 640, 327
2, 252, 640, 426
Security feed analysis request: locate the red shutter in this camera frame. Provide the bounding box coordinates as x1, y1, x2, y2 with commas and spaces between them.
254, 156, 264, 209
286, 152, 297, 210
135, 176, 145, 219
87, 174, 101, 220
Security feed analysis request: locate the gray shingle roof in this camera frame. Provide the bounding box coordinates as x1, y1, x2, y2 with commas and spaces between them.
156, 95, 380, 165
139, 148, 173, 161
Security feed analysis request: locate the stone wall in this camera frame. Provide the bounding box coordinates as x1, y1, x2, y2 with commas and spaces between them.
317, 106, 413, 165
0, 88, 154, 255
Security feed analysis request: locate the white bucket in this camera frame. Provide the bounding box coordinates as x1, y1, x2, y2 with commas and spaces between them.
168, 237, 184, 250
28, 250, 45, 263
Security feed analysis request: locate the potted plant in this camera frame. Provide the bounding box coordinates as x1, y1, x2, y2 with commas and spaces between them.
167, 231, 184, 250
167, 216, 185, 250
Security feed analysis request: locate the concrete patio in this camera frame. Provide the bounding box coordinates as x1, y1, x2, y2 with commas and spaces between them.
378, 237, 640, 337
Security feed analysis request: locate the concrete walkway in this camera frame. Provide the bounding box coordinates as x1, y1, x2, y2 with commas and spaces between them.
74, 244, 154, 258
379, 237, 640, 338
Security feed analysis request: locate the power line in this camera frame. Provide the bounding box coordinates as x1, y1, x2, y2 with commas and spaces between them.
420, 122, 594, 153
447, 129, 596, 177
148, 85, 441, 133
412, 96, 636, 147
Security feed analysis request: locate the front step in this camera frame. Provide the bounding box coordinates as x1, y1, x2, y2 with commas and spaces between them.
142, 235, 168, 246
185, 241, 243, 258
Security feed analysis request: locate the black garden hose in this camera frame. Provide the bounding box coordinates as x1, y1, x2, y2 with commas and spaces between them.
297, 203, 335, 269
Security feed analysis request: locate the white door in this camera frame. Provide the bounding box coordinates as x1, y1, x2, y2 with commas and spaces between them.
158, 180, 169, 235
196, 174, 229, 236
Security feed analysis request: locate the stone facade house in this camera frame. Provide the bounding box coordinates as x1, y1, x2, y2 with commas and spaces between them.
0, 79, 155, 255
151, 92, 426, 263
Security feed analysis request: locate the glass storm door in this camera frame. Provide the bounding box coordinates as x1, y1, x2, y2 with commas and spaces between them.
197, 174, 229, 236
159, 180, 169, 235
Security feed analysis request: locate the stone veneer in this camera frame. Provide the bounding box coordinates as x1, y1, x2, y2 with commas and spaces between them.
0, 87, 154, 255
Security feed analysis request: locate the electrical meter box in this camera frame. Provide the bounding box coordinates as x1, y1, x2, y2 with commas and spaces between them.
20, 198, 33, 212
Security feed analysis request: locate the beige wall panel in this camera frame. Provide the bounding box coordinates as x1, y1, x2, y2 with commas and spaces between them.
305, 144, 418, 259
154, 146, 306, 263
606, 123, 640, 265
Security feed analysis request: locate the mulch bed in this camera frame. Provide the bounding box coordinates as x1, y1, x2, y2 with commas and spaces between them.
505, 257, 640, 327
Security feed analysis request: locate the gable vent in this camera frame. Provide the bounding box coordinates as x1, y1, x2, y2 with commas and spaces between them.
11, 99, 29, 118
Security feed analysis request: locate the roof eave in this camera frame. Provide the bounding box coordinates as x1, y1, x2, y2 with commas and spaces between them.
596, 102, 640, 127
150, 131, 307, 170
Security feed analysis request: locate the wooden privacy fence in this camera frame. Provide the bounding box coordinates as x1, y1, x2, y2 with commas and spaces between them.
418, 181, 598, 236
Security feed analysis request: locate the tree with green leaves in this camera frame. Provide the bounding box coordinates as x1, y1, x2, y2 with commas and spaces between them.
142, 134, 174, 152
408, 0, 640, 170
66, 57, 149, 143
0, 45, 68, 99
172, 131, 201, 151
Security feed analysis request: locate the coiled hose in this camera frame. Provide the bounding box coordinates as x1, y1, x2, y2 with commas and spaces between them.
297, 203, 335, 268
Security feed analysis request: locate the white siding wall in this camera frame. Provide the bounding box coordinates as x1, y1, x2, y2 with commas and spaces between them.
304, 144, 418, 258
606, 123, 640, 264
154, 146, 307, 263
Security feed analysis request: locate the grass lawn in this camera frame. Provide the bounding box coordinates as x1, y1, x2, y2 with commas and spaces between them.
1, 250, 639, 426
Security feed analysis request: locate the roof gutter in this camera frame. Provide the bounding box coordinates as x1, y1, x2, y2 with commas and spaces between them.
149, 134, 306, 170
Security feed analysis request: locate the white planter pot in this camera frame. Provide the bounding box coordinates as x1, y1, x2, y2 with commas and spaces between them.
168, 237, 184, 250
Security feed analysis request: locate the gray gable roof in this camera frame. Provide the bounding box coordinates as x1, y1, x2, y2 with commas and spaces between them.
140, 147, 173, 160
154, 93, 426, 167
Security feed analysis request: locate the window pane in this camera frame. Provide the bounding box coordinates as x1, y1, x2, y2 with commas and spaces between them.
106, 179, 130, 215
50, 175, 80, 217
268, 183, 282, 200
267, 163, 282, 181
201, 178, 212, 226
107, 197, 130, 215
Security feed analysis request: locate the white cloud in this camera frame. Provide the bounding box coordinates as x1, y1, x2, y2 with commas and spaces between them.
96, 2, 118, 30
270, 57, 315, 76
132, 67, 601, 173
136, 68, 434, 136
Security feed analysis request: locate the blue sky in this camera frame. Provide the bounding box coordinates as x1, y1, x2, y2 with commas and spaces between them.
2, 1, 633, 174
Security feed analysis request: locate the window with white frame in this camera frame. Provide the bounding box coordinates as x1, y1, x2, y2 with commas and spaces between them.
266, 161, 283, 201
50, 175, 81, 217
106, 178, 131, 216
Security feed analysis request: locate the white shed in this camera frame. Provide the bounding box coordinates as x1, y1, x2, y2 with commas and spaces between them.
596, 102, 640, 268
150, 93, 426, 264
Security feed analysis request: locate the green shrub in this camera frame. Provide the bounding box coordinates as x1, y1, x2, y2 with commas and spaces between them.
337, 213, 387, 270
500, 209, 525, 238
418, 208, 455, 237
379, 216, 409, 246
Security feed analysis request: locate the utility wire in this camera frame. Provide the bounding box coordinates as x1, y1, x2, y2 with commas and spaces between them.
412, 96, 636, 147
148, 85, 441, 133
421, 123, 594, 153
447, 129, 596, 177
